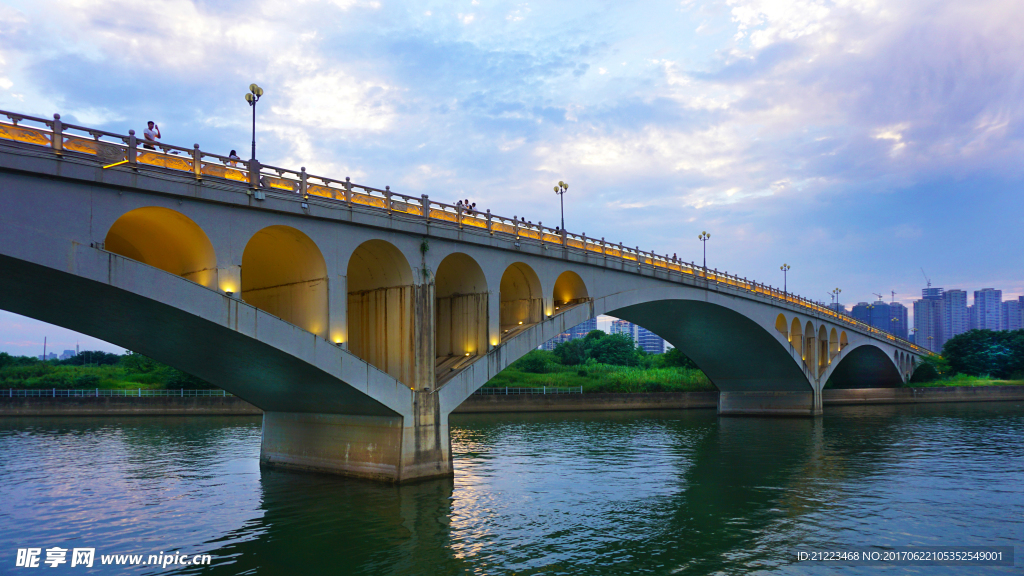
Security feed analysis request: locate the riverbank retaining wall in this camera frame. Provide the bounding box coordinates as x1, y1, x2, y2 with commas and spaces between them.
0, 396, 262, 416
1, 386, 1023, 416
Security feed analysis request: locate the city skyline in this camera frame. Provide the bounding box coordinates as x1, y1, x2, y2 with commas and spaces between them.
1, 0, 1022, 355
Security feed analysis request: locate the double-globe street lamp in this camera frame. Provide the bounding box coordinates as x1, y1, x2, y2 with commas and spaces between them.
244, 83, 264, 161
831, 287, 842, 311
553, 181, 569, 230
698, 231, 710, 277
780, 263, 790, 297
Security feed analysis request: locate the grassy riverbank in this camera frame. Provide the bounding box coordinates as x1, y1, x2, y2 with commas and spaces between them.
485, 363, 714, 393
908, 375, 1024, 388
0, 351, 213, 390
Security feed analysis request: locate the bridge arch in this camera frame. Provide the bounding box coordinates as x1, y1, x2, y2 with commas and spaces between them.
775, 313, 788, 338
840, 331, 849, 351
824, 343, 902, 388
790, 317, 803, 357
347, 239, 415, 385
499, 262, 542, 337
553, 271, 588, 312
241, 225, 328, 337
435, 253, 488, 362
804, 320, 815, 369
817, 325, 828, 375
104, 207, 217, 288
829, 327, 839, 361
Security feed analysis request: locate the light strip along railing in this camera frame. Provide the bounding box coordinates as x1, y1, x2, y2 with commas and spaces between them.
0, 109, 922, 353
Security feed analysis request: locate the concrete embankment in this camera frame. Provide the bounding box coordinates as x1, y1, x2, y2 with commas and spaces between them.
1, 386, 1023, 416
0, 396, 262, 416
821, 385, 1024, 406
452, 391, 720, 413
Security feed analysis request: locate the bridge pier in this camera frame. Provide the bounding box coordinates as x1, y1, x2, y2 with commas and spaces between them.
717, 389, 822, 417
259, 390, 452, 483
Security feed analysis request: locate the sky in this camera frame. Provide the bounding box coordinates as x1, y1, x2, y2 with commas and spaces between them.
1, 0, 1022, 356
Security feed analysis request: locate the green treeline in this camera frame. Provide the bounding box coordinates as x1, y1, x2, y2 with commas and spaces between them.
0, 351, 215, 390
910, 329, 1024, 386
485, 331, 714, 393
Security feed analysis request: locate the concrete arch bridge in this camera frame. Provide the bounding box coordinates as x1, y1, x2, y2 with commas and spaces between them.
0, 110, 923, 482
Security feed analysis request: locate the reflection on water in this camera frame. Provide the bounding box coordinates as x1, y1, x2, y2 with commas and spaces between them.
0, 403, 1022, 574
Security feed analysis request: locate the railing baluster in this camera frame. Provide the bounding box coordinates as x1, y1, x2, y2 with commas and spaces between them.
51, 114, 63, 156
192, 144, 202, 180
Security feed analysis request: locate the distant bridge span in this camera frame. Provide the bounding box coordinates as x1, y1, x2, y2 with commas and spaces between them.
0, 110, 922, 482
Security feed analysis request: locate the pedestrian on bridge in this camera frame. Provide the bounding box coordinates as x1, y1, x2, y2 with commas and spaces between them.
143, 121, 161, 150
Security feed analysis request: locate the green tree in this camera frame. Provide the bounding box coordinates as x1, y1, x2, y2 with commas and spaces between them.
589, 333, 640, 366
660, 347, 698, 370
553, 339, 588, 366
909, 354, 949, 383
942, 329, 1023, 379
511, 350, 556, 373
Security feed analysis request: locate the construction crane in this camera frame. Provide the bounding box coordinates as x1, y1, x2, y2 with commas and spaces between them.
872, 292, 884, 301
920, 268, 931, 288
891, 290, 896, 303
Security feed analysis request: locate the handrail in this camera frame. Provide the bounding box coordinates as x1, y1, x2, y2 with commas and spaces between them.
0, 108, 925, 354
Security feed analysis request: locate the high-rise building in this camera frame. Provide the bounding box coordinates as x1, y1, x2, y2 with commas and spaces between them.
890, 302, 909, 339
59, 350, 77, 360
610, 319, 636, 340
942, 289, 969, 341
913, 297, 943, 352
541, 317, 597, 350
1002, 300, 1022, 331
637, 326, 665, 354
969, 304, 978, 330
973, 288, 1002, 331
1020, 296, 1024, 330
608, 319, 665, 353
852, 301, 896, 333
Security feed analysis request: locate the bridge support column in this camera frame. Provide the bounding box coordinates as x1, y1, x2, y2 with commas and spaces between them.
718, 389, 822, 416
259, 390, 452, 483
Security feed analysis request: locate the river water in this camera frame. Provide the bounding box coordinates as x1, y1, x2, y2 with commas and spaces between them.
0, 402, 1021, 574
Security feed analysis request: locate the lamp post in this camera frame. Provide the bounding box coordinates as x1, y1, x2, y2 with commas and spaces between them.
698, 231, 710, 276
553, 181, 568, 230
780, 263, 790, 297
244, 83, 264, 160
831, 287, 841, 312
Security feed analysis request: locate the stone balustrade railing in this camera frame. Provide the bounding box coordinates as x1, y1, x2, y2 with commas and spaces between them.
0, 109, 924, 353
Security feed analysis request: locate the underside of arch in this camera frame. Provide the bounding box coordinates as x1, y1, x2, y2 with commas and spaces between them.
608, 300, 811, 392
826, 344, 903, 389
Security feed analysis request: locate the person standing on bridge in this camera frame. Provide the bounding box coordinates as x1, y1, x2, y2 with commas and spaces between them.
143, 121, 161, 150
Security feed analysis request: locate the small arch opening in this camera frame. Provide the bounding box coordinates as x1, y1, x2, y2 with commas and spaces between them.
347, 240, 415, 385
790, 317, 803, 358
553, 271, 588, 311
499, 262, 543, 338
241, 225, 328, 337
435, 253, 488, 380
105, 207, 217, 288
840, 331, 849, 351
775, 313, 788, 338
804, 320, 815, 368
818, 325, 829, 375
829, 327, 839, 360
